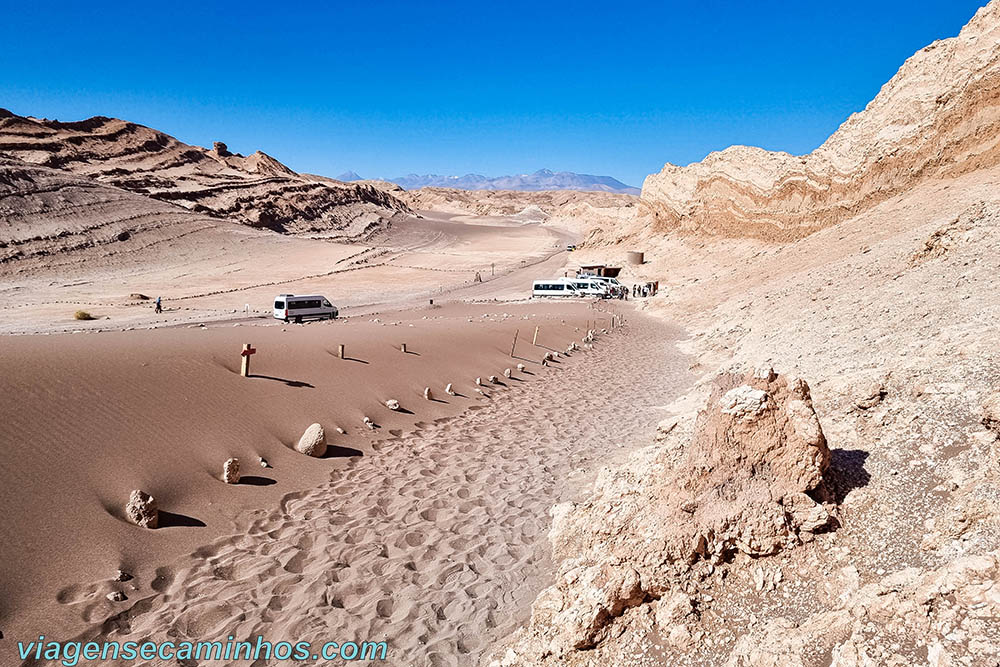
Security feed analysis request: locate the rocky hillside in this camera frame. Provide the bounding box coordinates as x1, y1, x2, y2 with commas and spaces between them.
0, 153, 225, 265
495, 2, 1000, 665
634, 1, 1000, 242
0, 110, 410, 238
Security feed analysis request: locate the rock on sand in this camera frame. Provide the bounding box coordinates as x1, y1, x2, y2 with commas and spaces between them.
125, 490, 158, 529
295, 423, 326, 457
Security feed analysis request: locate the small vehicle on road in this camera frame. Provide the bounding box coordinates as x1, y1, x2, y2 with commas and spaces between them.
273, 294, 338, 323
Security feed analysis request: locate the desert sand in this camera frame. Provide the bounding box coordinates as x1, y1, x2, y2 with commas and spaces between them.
6, 2, 1000, 665
0, 299, 690, 666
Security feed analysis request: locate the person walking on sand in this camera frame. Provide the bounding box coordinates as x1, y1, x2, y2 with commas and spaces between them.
154, 296, 162, 314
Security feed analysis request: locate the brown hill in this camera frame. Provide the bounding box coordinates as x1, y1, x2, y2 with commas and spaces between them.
0, 110, 410, 238
630, 1, 1000, 243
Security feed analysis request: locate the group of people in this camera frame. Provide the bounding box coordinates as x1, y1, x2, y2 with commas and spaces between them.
631, 284, 652, 298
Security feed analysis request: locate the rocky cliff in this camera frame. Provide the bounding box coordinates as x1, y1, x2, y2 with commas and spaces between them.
637, 1, 1000, 242
497, 3, 1000, 665
0, 110, 410, 238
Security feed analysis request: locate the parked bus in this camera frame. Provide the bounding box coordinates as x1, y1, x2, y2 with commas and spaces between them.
531, 280, 580, 298
273, 294, 338, 322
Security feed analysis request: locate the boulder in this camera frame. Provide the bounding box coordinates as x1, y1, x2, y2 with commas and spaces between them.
476, 377, 483, 386
517, 363, 526, 372
424, 387, 433, 400
445, 383, 456, 396
385, 399, 401, 411
125, 490, 158, 529
500, 370, 833, 657
295, 423, 326, 457
364, 416, 376, 430
223, 457, 240, 484
489, 375, 499, 384
504, 368, 512, 378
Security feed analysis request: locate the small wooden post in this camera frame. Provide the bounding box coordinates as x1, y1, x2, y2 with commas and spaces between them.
532, 326, 539, 345
240, 343, 256, 377
510, 329, 519, 357
401, 343, 407, 353
338, 344, 345, 359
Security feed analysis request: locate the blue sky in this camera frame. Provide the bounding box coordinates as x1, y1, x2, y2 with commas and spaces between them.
0, 1, 989, 186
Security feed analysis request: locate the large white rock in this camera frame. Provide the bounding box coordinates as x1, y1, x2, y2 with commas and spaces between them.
385, 399, 401, 411
295, 423, 326, 457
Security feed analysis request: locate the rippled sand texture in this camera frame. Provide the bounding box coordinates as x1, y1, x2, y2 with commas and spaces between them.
53, 314, 690, 666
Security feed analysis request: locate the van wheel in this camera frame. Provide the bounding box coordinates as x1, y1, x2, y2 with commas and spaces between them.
295, 316, 302, 324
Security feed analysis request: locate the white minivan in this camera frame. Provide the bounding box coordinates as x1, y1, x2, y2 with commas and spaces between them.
273, 294, 338, 322
532, 280, 579, 298
569, 277, 610, 298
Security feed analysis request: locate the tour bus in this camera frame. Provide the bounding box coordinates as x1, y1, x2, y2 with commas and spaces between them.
531, 280, 580, 298
569, 277, 611, 298
273, 294, 339, 322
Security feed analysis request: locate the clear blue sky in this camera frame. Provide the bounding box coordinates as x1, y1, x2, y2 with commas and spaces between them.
0, 1, 989, 186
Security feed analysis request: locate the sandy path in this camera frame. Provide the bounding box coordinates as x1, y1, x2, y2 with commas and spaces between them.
52, 313, 690, 666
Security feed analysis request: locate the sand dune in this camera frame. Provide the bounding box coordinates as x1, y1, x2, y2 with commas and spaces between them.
0, 301, 689, 666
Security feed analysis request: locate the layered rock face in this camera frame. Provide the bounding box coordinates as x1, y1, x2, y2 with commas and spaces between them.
0, 110, 410, 238
493, 370, 834, 663
0, 154, 221, 264
638, 1, 1000, 241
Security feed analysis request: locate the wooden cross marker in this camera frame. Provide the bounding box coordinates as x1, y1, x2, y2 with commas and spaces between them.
532, 326, 539, 346
338, 344, 345, 359
240, 343, 256, 377
401, 343, 407, 353
510, 329, 519, 357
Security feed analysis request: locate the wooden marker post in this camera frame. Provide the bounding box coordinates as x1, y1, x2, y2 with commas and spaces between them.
240, 343, 256, 377
532, 326, 539, 346
338, 344, 345, 359
401, 343, 407, 354
510, 329, 519, 357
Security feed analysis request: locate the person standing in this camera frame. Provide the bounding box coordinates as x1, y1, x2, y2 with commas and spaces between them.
154, 296, 162, 314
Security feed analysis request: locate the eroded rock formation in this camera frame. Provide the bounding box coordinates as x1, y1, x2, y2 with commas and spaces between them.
625, 2, 1000, 243
493, 370, 833, 663
0, 111, 410, 239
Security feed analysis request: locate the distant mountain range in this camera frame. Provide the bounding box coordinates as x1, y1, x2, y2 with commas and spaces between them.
339, 169, 640, 194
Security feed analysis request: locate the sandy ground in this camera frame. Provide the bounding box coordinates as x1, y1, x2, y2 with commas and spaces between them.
14, 308, 688, 667
0, 211, 573, 335
0, 206, 686, 666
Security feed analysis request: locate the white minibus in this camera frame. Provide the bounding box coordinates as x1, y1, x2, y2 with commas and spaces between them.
273, 294, 339, 322
569, 277, 610, 298
532, 280, 579, 298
